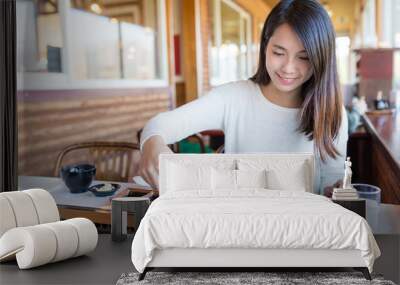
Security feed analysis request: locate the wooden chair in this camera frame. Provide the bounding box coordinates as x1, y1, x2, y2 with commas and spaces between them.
200, 130, 224, 151
216, 144, 225, 153
54, 142, 141, 182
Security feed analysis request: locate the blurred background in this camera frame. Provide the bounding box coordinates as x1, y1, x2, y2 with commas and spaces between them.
16, 0, 400, 203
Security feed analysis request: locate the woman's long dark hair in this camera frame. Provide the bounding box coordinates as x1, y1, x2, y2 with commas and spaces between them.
250, 0, 343, 162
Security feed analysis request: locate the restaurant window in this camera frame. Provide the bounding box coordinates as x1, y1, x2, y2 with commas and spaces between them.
209, 0, 252, 86
69, 0, 161, 80
362, 0, 377, 47
16, 0, 168, 89
336, 36, 351, 84
17, 0, 63, 73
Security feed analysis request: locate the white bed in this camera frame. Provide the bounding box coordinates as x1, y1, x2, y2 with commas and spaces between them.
131, 153, 380, 280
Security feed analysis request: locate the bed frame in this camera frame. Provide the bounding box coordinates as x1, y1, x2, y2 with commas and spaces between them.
137, 154, 372, 281
138, 248, 371, 280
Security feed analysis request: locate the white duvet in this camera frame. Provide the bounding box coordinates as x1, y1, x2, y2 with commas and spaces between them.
131, 190, 380, 273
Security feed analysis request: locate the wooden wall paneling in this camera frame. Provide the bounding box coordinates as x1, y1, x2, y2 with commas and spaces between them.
175, 81, 186, 107
182, 0, 198, 103
199, 0, 211, 93
18, 94, 166, 113
166, 0, 176, 108
18, 90, 170, 177
375, 0, 382, 44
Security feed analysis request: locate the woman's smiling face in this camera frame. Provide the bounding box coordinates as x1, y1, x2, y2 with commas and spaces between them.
265, 23, 313, 93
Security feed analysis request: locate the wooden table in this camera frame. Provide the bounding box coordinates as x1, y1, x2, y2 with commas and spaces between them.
18, 176, 154, 226
363, 112, 400, 166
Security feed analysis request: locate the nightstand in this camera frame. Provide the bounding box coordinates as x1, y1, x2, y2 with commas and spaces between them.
332, 199, 366, 218
111, 197, 150, 242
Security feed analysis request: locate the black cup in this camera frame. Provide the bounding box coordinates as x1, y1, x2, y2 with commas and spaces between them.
61, 164, 96, 193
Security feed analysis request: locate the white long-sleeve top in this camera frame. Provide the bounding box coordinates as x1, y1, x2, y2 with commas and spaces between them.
140, 80, 348, 194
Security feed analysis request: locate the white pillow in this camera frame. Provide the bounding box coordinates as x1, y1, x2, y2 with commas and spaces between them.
211, 169, 268, 190
167, 162, 211, 191
236, 169, 267, 188
266, 164, 308, 191
211, 168, 236, 190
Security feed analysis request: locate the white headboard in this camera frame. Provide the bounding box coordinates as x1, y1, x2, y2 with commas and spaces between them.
159, 153, 314, 195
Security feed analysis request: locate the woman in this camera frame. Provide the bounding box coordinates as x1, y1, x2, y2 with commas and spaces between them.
139, 0, 347, 196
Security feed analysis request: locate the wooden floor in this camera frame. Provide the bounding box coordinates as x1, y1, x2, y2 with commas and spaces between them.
0, 234, 134, 285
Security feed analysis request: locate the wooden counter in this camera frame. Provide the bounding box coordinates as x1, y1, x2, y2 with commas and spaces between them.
361, 112, 400, 204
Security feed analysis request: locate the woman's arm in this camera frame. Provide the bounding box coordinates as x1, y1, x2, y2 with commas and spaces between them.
140, 87, 227, 151
320, 106, 349, 196
139, 86, 228, 189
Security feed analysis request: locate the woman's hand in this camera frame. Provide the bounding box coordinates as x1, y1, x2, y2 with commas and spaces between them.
323, 179, 343, 198
139, 135, 173, 190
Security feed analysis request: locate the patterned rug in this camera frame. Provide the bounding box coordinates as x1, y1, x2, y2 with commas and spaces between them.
116, 271, 396, 285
